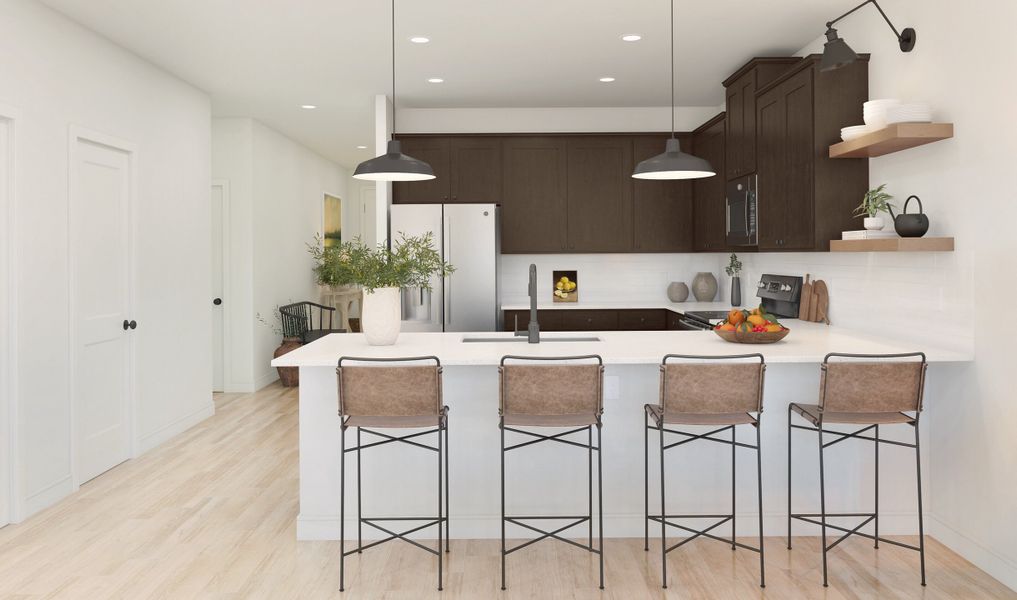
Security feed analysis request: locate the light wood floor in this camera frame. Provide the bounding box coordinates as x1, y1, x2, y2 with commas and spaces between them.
0, 383, 1012, 599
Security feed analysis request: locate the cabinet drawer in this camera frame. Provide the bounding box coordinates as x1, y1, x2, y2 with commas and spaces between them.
503, 310, 564, 332
561, 310, 618, 331
618, 309, 666, 331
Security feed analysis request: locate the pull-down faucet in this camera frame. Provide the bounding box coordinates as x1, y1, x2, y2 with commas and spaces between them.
513, 263, 540, 343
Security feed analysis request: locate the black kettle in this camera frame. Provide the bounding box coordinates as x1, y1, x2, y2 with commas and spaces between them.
888, 195, 929, 238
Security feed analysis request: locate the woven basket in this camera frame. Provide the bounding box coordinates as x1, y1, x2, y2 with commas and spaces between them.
714, 328, 790, 344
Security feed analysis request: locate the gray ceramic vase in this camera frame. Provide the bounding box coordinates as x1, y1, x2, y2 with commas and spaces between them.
731, 276, 742, 306
667, 281, 690, 302
691, 272, 718, 302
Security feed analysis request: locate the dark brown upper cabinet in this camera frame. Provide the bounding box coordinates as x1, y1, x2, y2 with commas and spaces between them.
691, 114, 729, 252
565, 136, 633, 253
501, 137, 568, 253
723, 57, 800, 181
755, 55, 869, 252
392, 135, 502, 204
632, 135, 695, 252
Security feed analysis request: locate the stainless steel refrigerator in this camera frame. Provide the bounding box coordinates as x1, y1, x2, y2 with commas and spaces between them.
389, 203, 501, 332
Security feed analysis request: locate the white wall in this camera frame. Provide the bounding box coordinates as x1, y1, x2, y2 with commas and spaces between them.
0, 0, 212, 519
212, 118, 350, 391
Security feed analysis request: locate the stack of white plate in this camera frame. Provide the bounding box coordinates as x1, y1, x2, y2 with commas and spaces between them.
885, 103, 932, 124
863, 99, 902, 128
840, 125, 875, 141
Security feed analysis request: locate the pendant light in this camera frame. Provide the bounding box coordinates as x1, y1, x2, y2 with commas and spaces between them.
632, 0, 714, 180
353, 0, 435, 181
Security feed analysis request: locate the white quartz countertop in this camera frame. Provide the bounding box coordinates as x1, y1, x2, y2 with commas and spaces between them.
500, 300, 733, 312
272, 320, 971, 367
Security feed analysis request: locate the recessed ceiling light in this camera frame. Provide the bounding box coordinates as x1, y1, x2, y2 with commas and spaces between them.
427, 78, 444, 84
621, 34, 642, 42
300, 104, 317, 110
356, 145, 368, 149
409, 36, 430, 44
599, 77, 616, 83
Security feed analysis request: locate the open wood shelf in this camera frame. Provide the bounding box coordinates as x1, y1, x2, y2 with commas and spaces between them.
830, 237, 954, 252
829, 123, 954, 158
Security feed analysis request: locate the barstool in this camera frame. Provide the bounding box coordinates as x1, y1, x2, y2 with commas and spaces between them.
498, 355, 605, 590
788, 352, 928, 587
336, 356, 449, 592
644, 353, 767, 589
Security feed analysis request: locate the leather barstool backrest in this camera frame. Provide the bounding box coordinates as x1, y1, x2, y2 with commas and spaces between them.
499, 355, 604, 417
819, 352, 927, 415
659, 354, 765, 417
337, 356, 442, 418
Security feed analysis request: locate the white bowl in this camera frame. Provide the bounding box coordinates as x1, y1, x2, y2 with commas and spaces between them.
841, 125, 874, 141
885, 103, 932, 124
863, 99, 902, 127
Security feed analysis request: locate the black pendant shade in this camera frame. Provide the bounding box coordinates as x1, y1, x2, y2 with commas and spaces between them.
632, 138, 715, 180
353, 140, 435, 181
820, 27, 859, 72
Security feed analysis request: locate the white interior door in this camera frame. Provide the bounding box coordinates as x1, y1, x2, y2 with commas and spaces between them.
71, 137, 132, 485
360, 185, 377, 249
210, 182, 226, 392
0, 116, 11, 526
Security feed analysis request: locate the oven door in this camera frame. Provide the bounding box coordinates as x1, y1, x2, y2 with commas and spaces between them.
726, 175, 757, 246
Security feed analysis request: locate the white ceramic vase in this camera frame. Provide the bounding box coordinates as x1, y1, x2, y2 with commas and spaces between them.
361, 286, 401, 346
863, 216, 885, 231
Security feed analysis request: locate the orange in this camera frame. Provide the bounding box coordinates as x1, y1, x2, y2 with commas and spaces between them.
764, 323, 783, 333
719, 323, 736, 332
750, 306, 762, 316
747, 314, 767, 327
727, 309, 746, 325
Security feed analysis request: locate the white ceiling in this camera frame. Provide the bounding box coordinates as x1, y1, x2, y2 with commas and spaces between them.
39, 0, 842, 168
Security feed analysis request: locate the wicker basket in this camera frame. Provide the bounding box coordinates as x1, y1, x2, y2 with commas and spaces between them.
713, 328, 790, 344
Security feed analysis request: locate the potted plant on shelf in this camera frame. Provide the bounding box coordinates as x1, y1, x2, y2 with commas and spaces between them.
308, 233, 453, 345
854, 183, 895, 231
725, 253, 743, 306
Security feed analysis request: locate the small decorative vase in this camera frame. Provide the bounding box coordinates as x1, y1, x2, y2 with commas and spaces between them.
691, 272, 718, 302
361, 286, 402, 345
274, 337, 303, 387
863, 216, 885, 230
731, 276, 742, 306
667, 282, 690, 302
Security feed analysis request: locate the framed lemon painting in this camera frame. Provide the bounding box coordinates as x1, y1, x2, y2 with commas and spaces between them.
552, 270, 577, 303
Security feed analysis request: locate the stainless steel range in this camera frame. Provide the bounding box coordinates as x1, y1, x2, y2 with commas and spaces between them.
681, 274, 804, 329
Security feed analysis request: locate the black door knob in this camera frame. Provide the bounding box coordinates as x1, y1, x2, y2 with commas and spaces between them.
123, 319, 137, 331
213, 298, 222, 306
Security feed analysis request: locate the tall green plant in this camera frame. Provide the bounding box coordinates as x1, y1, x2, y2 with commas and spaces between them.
307, 232, 454, 293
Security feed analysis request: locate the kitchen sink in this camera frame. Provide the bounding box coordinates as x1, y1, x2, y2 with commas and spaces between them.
461, 336, 601, 343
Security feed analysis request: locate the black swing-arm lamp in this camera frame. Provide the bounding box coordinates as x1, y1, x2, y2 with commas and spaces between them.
821, 0, 916, 72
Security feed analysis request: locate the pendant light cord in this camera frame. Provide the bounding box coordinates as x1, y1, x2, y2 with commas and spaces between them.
391, 0, 396, 133
670, 0, 675, 139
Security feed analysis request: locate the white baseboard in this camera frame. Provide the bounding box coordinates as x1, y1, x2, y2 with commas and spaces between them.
929, 514, 1017, 592
298, 510, 922, 542
23, 474, 73, 519
137, 401, 215, 453
254, 370, 279, 391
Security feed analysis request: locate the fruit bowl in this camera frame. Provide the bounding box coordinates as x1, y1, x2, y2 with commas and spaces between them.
714, 327, 790, 344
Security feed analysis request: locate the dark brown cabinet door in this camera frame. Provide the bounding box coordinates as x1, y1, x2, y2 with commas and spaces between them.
692, 117, 727, 252
392, 137, 451, 204
565, 137, 633, 252
449, 137, 502, 204
756, 86, 786, 250
632, 135, 694, 252
781, 68, 815, 250
724, 81, 744, 179
501, 137, 567, 253
561, 310, 619, 331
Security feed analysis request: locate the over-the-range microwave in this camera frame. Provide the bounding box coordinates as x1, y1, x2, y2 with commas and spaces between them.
726, 174, 757, 246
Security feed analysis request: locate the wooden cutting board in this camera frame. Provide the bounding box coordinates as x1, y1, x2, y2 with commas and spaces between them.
812, 279, 830, 324
798, 274, 812, 320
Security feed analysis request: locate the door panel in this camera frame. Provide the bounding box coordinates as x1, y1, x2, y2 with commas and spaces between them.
632, 135, 694, 252
501, 137, 567, 253
392, 137, 451, 203
756, 89, 786, 250
693, 119, 728, 252
450, 137, 502, 204
210, 183, 225, 392
72, 139, 131, 484
565, 137, 633, 252
390, 204, 443, 332
0, 117, 10, 526
443, 204, 498, 332
782, 70, 815, 249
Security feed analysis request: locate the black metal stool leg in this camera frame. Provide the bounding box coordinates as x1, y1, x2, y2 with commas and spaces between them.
787, 404, 792, 550
915, 421, 927, 586
874, 424, 879, 549
659, 417, 667, 589
644, 409, 649, 552
819, 424, 829, 587
597, 423, 605, 590
437, 423, 443, 591
756, 422, 766, 588
339, 424, 346, 592
357, 427, 362, 553
731, 425, 737, 551
500, 420, 506, 591
588, 425, 593, 550
445, 417, 450, 553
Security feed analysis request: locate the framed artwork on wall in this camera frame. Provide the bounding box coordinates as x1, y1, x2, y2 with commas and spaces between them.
323, 193, 342, 247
